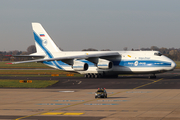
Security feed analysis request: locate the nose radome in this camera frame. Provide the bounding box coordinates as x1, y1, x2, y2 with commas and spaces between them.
171, 61, 176, 70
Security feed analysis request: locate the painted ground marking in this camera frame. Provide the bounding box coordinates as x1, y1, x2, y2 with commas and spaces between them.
59, 91, 74, 92
97, 100, 128, 102
41, 112, 84, 115
37, 103, 70, 105
126, 91, 152, 93
54, 100, 84, 102
84, 103, 118, 105
14, 78, 164, 120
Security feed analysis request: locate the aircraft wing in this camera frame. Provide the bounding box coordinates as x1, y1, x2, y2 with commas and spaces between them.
7, 52, 120, 64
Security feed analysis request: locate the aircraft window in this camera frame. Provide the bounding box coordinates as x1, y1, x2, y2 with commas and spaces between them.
154, 52, 162, 56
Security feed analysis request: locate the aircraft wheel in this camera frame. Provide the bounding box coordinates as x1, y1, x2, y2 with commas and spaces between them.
99, 74, 104, 78
84, 74, 88, 78
95, 74, 99, 78
91, 74, 95, 78
87, 74, 91, 78
148, 74, 156, 79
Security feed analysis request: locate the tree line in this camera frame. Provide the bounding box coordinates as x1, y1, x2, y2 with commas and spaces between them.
1, 45, 180, 61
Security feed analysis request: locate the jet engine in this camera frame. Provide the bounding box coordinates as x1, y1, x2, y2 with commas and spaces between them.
72, 61, 89, 71
97, 59, 113, 69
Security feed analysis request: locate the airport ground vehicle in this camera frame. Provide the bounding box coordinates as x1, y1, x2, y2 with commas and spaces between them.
95, 88, 107, 98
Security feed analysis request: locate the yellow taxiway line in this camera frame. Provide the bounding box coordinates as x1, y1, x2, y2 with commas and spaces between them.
41, 112, 84, 115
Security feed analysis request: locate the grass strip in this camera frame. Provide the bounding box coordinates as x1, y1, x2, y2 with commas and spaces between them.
0, 70, 75, 75
0, 80, 59, 88
0, 74, 83, 77
2, 62, 50, 69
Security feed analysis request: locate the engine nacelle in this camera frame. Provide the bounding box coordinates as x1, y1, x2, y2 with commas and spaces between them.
72, 61, 89, 71
97, 59, 113, 69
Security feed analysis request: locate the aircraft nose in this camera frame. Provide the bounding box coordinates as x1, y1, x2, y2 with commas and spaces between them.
171, 61, 176, 70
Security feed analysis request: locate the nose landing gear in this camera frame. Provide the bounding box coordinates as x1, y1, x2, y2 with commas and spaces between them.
148, 74, 156, 79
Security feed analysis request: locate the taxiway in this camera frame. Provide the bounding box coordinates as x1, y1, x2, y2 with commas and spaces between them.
0, 70, 180, 120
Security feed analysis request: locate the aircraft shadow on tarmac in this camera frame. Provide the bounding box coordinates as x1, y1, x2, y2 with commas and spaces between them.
118, 76, 148, 79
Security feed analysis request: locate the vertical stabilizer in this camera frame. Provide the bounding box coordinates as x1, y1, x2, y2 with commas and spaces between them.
32, 23, 61, 58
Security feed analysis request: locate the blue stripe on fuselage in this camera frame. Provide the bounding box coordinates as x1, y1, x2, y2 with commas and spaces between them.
113, 60, 171, 67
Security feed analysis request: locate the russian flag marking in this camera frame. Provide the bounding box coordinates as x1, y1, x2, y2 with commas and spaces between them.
40, 34, 45, 37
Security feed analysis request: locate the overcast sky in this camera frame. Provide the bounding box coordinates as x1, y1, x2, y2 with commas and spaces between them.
0, 0, 180, 51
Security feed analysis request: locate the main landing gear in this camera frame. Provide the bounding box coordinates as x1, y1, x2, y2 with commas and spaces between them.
84, 73, 103, 78
148, 74, 156, 79
84, 73, 118, 78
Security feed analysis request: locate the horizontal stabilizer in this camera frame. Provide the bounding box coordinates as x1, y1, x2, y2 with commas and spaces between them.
13, 55, 45, 58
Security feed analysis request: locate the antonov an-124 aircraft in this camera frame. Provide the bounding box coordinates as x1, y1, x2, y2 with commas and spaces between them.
8, 23, 176, 78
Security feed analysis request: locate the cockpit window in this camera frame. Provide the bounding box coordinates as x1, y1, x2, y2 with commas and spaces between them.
154, 52, 162, 56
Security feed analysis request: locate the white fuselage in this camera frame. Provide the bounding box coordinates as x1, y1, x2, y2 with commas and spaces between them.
25, 23, 176, 77
12, 23, 176, 77
42, 51, 176, 75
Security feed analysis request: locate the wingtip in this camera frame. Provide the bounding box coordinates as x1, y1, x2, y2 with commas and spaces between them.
6, 63, 12, 64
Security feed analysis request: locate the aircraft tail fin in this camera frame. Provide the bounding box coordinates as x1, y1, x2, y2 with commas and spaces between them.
32, 23, 61, 58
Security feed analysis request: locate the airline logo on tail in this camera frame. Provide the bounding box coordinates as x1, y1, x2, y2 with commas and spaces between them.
43, 39, 47, 46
